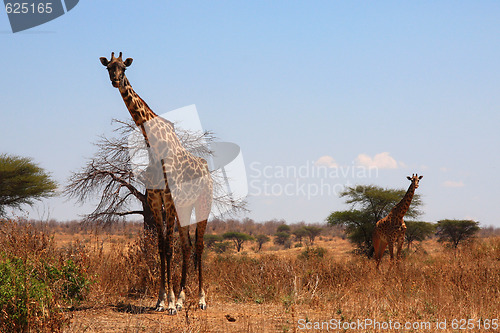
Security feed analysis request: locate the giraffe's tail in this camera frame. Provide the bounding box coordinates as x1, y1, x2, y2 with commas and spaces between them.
368, 245, 375, 258
188, 225, 193, 249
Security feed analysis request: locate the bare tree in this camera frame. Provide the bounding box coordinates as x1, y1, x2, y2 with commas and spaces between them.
64, 119, 247, 229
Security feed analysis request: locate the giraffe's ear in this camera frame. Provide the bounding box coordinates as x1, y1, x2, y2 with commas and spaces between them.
407, 176, 411, 180
100, 57, 109, 66
418, 175, 423, 180
124, 58, 133, 67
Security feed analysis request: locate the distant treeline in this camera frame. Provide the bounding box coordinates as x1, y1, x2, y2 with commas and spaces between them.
8, 217, 500, 238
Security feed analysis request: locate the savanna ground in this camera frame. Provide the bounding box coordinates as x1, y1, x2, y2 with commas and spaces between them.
1, 220, 499, 332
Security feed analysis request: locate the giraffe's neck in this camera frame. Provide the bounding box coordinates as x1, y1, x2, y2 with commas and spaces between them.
391, 183, 416, 220
118, 76, 182, 155
119, 76, 158, 126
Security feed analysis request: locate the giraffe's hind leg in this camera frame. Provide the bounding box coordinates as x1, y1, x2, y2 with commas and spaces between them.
155, 234, 167, 311
194, 219, 207, 310
373, 229, 387, 269
194, 189, 211, 310
376, 241, 388, 269
164, 207, 177, 315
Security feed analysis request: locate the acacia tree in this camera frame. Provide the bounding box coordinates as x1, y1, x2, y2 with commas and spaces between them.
274, 224, 292, 248
292, 227, 308, 245
255, 234, 270, 251
64, 119, 246, 229
276, 224, 291, 234
405, 221, 435, 250
326, 185, 423, 255
204, 234, 223, 249
436, 219, 480, 248
303, 226, 323, 245
274, 231, 290, 245
0, 154, 57, 217
222, 231, 254, 252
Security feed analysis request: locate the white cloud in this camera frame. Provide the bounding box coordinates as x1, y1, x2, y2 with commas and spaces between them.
355, 152, 399, 169
443, 180, 465, 188
314, 155, 339, 168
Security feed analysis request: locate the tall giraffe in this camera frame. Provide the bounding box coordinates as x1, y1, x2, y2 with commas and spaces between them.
372, 174, 422, 269
100, 52, 213, 314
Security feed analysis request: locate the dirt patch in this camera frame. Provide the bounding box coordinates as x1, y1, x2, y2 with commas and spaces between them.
67, 300, 307, 333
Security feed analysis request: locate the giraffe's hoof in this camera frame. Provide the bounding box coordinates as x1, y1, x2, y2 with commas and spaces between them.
176, 304, 183, 311
167, 308, 177, 315
155, 306, 165, 312
199, 303, 207, 310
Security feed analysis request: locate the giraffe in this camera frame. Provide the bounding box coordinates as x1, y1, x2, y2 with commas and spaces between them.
100, 52, 213, 314
372, 174, 422, 269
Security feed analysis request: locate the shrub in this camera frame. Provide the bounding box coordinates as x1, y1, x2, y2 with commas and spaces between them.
0, 256, 68, 332
44, 259, 91, 303
298, 246, 327, 260
213, 241, 233, 254
0, 220, 91, 332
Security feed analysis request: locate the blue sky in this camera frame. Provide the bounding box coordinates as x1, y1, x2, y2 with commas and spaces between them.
1, 1, 499, 227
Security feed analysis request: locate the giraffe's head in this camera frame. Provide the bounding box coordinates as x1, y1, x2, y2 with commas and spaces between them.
99, 52, 133, 88
407, 174, 423, 188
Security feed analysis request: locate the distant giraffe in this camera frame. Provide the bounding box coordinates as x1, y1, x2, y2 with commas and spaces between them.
100, 52, 213, 314
373, 174, 422, 269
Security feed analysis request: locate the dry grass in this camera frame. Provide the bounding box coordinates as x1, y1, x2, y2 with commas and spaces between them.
1, 221, 499, 332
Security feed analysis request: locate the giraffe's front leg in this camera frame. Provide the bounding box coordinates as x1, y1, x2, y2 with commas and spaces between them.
175, 212, 192, 312
176, 290, 186, 312
199, 290, 207, 310
155, 240, 169, 312
164, 255, 177, 315
155, 287, 166, 311
396, 237, 405, 260
388, 241, 395, 261
148, 190, 169, 312
396, 230, 406, 260
166, 289, 177, 315
165, 210, 178, 315
155, 241, 167, 311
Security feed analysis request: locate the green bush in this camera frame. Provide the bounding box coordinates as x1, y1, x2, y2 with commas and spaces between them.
0, 257, 63, 332
298, 246, 327, 260
0, 221, 94, 331
213, 241, 233, 254
44, 258, 91, 303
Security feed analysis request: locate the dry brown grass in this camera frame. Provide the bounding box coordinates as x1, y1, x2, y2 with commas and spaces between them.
2, 221, 499, 332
